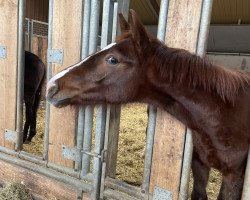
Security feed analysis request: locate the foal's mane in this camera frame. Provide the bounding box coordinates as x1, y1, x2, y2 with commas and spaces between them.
147, 39, 250, 103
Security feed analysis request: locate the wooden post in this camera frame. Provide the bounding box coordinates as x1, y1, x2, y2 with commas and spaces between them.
0, 0, 18, 149
48, 0, 83, 167
149, 0, 203, 199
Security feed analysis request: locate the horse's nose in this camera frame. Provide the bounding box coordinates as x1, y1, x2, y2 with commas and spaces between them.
47, 83, 59, 99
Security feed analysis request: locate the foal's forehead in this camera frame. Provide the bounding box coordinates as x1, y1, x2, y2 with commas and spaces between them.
48, 42, 118, 84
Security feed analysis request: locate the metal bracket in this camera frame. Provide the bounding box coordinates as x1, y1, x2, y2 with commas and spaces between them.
0, 46, 7, 59
4, 129, 17, 143
153, 186, 173, 200
47, 49, 64, 63
62, 145, 81, 163
62, 145, 107, 163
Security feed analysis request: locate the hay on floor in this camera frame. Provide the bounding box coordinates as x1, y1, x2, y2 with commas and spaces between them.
0, 182, 32, 200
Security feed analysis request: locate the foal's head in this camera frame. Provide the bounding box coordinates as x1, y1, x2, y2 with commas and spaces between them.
47, 10, 152, 107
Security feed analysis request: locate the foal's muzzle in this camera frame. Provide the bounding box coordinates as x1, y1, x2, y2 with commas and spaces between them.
46, 81, 73, 108
47, 83, 58, 99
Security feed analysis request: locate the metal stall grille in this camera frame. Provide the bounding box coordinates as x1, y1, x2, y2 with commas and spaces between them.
25, 18, 48, 53
25, 19, 48, 36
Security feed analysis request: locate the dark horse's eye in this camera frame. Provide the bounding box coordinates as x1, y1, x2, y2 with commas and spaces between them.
106, 56, 118, 65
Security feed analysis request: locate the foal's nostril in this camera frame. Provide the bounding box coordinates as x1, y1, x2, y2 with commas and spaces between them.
47, 83, 59, 98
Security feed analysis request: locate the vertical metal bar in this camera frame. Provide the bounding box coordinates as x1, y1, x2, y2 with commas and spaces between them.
141, 0, 169, 196
178, 129, 193, 200
89, 0, 100, 54
156, 0, 169, 41
92, 0, 110, 198
141, 106, 157, 196
196, 0, 213, 57
111, 2, 118, 42
81, 0, 91, 59
43, 0, 54, 160
75, 107, 84, 171
242, 147, 250, 200
82, 107, 93, 175
75, 0, 91, 172
92, 106, 107, 199
107, 1, 115, 45
100, 3, 118, 198
179, 0, 213, 199
100, 106, 112, 199
16, 0, 26, 151
100, 0, 111, 48
82, 0, 100, 176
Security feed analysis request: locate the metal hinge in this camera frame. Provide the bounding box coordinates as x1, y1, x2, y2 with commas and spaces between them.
0, 46, 7, 59
4, 129, 17, 143
153, 186, 173, 200
47, 49, 64, 63
62, 145, 107, 163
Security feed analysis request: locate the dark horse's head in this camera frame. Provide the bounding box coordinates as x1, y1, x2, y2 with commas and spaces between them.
47, 10, 155, 107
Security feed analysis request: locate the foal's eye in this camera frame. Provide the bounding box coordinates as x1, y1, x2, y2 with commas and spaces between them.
106, 56, 119, 65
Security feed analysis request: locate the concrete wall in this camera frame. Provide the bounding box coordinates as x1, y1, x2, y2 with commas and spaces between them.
207, 54, 250, 71
207, 26, 250, 54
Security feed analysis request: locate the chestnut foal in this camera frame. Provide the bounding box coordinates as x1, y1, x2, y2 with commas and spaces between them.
47, 10, 250, 200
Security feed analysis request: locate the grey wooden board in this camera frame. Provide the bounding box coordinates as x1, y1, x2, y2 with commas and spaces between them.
207, 25, 250, 53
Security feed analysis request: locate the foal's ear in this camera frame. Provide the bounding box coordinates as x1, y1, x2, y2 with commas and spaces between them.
119, 13, 130, 33
128, 9, 149, 47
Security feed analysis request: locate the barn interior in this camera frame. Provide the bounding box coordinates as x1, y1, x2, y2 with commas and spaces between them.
21, 0, 250, 199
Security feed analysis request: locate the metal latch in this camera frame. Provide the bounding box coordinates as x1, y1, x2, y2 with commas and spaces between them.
5, 129, 17, 143
47, 49, 64, 63
83, 149, 107, 162
62, 145, 106, 163
0, 46, 7, 59
153, 186, 173, 200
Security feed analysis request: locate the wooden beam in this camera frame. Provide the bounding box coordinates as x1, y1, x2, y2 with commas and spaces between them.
0, 0, 18, 149
149, 0, 203, 199
145, 0, 159, 20
48, 0, 83, 167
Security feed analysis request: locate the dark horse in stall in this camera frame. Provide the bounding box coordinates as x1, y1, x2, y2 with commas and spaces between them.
24, 51, 45, 143
46, 10, 250, 200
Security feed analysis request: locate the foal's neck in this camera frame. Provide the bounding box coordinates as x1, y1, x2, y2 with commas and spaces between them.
145, 40, 250, 128
147, 40, 249, 104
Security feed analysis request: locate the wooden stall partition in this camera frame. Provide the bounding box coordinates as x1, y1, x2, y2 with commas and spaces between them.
149, 0, 203, 199
0, 0, 18, 149
48, 0, 83, 167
